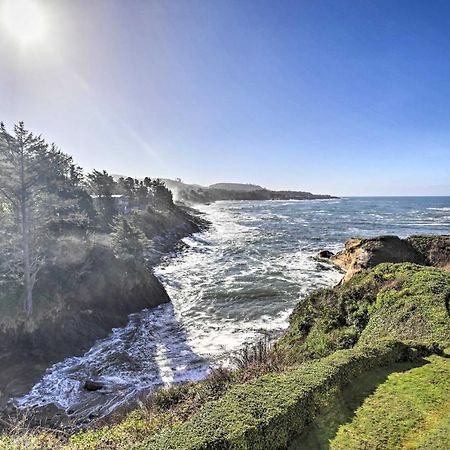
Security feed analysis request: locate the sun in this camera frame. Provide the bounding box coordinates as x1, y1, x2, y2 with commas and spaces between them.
0, 0, 47, 45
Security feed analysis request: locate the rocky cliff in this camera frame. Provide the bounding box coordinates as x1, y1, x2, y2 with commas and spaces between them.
330, 235, 450, 282
0, 206, 205, 406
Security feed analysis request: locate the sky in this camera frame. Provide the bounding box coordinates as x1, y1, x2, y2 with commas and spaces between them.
1, 0, 450, 196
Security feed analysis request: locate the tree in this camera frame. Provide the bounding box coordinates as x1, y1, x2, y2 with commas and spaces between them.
43, 144, 91, 232
0, 123, 63, 316
86, 169, 116, 197
111, 215, 149, 260
86, 170, 117, 228
151, 179, 174, 208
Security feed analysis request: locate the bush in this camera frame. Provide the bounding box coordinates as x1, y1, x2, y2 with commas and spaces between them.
279, 263, 450, 363
137, 340, 426, 450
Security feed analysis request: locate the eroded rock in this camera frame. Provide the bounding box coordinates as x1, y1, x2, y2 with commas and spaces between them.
317, 250, 334, 259
331, 236, 426, 282
84, 380, 104, 391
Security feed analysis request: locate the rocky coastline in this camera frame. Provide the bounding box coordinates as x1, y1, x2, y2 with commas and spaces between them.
0, 205, 208, 413
319, 234, 450, 282
1, 232, 450, 448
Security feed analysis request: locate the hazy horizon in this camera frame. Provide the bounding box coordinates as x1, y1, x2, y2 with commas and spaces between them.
1, 0, 450, 196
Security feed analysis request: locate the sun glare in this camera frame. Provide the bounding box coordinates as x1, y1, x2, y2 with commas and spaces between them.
0, 0, 47, 45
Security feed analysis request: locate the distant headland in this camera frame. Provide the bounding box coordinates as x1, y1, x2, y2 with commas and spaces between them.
155, 178, 337, 204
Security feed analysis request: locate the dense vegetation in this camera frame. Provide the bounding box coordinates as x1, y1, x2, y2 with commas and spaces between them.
279, 263, 450, 362
0, 122, 183, 323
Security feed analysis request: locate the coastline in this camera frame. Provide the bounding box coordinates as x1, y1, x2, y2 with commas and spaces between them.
0, 205, 209, 419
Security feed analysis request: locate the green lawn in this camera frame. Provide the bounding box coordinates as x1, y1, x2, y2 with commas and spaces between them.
288, 360, 426, 450
330, 353, 450, 450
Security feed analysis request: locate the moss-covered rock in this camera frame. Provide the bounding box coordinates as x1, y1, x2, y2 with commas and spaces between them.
279, 263, 450, 363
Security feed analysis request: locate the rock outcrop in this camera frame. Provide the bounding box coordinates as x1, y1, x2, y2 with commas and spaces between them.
407, 235, 450, 269
331, 235, 450, 282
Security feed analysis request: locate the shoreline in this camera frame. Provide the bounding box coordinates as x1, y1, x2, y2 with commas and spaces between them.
0, 205, 210, 425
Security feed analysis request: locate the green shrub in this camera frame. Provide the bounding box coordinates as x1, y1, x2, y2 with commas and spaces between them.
279, 263, 450, 363
134, 340, 425, 450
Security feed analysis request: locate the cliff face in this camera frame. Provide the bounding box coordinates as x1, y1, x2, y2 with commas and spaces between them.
0, 250, 169, 364
331, 235, 450, 282
407, 235, 450, 269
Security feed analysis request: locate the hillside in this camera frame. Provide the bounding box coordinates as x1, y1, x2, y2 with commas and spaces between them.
2, 235, 449, 449
0, 126, 207, 417
112, 177, 337, 204
164, 179, 337, 204
208, 182, 264, 191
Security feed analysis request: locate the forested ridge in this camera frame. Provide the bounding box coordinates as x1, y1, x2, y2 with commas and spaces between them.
0, 122, 182, 321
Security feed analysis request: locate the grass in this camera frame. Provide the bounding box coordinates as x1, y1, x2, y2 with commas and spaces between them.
330, 352, 450, 450
287, 360, 426, 450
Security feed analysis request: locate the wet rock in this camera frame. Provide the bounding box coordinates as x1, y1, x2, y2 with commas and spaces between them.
316, 263, 333, 272
317, 250, 334, 259
84, 380, 104, 391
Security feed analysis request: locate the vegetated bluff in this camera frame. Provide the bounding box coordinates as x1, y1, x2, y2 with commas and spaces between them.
0, 123, 206, 408
160, 178, 337, 204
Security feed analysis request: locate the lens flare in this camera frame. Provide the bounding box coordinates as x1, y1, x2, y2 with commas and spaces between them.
0, 0, 47, 45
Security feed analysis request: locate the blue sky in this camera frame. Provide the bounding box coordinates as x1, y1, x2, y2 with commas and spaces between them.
1, 0, 450, 195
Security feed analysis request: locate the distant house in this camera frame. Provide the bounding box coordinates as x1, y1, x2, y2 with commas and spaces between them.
91, 194, 129, 213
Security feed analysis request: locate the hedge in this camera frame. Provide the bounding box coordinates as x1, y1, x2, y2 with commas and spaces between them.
136, 340, 430, 450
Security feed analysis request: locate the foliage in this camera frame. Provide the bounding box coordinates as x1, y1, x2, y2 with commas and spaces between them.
231, 333, 275, 369
0, 122, 183, 320
134, 341, 423, 450
110, 215, 150, 260
278, 263, 450, 362
0, 122, 87, 315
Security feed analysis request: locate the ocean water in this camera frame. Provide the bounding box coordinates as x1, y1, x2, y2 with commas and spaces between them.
16, 197, 450, 421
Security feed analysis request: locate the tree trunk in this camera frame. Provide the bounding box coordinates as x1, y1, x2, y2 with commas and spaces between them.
19, 140, 33, 317
21, 194, 33, 317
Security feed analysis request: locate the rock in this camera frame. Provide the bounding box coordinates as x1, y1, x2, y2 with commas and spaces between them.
317, 250, 334, 259
316, 263, 333, 271
331, 236, 426, 282
84, 380, 104, 391
407, 235, 450, 269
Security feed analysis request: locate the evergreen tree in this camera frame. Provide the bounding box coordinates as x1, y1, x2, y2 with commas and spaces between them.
152, 179, 174, 208
86, 170, 117, 228
0, 122, 81, 316
111, 215, 149, 260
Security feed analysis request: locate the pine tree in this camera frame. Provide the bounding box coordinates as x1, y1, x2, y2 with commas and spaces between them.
0, 122, 84, 316
111, 215, 149, 260
86, 170, 117, 228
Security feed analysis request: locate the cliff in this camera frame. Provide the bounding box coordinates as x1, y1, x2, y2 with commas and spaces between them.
0, 205, 205, 406
330, 235, 450, 282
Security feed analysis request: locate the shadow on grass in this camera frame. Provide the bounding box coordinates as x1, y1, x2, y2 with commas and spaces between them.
288, 358, 428, 450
